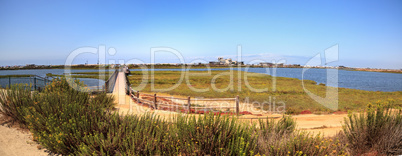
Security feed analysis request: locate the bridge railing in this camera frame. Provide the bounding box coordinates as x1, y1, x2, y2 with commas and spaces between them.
0, 75, 52, 91
104, 69, 119, 93
128, 87, 241, 115
124, 71, 131, 95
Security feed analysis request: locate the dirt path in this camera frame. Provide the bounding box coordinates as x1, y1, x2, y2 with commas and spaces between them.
116, 94, 348, 137
293, 114, 346, 136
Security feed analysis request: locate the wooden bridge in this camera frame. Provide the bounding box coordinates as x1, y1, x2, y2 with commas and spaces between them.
106, 68, 130, 105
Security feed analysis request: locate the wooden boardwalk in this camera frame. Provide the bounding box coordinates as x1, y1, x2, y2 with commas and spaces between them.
112, 71, 128, 105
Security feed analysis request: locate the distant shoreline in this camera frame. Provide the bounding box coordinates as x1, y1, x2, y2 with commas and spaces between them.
344, 68, 402, 74
1, 64, 401, 74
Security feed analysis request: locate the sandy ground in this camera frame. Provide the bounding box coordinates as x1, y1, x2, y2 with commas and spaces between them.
114, 92, 348, 137
0, 114, 49, 156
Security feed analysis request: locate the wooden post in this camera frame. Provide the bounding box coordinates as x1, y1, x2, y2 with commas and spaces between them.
8, 76, 11, 88
137, 91, 139, 99
236, 95, 239, 116
187, 96, 191, 114
104, 82, 107, 92
34, 77, 37, 90
154, 93, 157, 109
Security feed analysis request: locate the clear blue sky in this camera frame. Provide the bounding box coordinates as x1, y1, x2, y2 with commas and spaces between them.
0, 0, 401, 69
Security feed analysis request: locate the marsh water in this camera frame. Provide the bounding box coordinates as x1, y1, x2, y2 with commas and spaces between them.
243, 68, 402, 92
0, 68, 401, 92
0, 69, 108, 87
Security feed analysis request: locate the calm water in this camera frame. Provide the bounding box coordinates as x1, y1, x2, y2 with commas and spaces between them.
129, 68, 402, 92
242, 68, 402, 92
1, 68, 401, 92
0, 69, 108, 87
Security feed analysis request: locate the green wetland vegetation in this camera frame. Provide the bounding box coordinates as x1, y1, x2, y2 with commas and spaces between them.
0, 74, 36, 78
0, 78, 401, 155
128, 70, 402, 114
47, 71, 115, 81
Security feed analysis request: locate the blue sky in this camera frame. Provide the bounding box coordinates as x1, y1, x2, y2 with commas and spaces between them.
0, 0, 401, 69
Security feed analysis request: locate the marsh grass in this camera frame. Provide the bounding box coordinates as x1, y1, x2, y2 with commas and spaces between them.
48, 72, 114, 81
0, 74, 35, 78
128, 70, 401, 114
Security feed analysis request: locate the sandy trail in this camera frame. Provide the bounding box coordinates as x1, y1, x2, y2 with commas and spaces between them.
0, 114, 49, 156
116, 93, 348, 137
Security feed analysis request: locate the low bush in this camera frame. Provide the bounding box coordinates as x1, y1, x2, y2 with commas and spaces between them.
0, 84, 35, 125
77, 113, 174, 155
90, 92, 115, 110
257, 116, 348, 155
0, 78, 112, 154
342, 100, 402, 155
172, 113, 257, 155
259, 115, 295, 137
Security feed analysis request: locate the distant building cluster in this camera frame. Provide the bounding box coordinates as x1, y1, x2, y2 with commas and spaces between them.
259, 62, 285, 67
209, 57, 244, 65
0, 64, 53, 69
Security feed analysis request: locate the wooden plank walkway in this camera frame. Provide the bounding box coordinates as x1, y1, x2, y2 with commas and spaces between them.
112, 71, 127, 105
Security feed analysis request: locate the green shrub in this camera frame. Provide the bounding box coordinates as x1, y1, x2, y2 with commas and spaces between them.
91, 92, 115, 110
22, 78, 113, 154
342, 100, 402, 155
259, 131, 348, 156
172, 113, 257, 155
77, 113, 174, 155
259, 115, 295, 138
0, 84, 35, 125
256, 116, 348, 155
43, 77, 88, 93
0, 78, 117, 155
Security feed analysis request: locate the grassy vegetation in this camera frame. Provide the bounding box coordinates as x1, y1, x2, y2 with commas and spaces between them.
257, 116, 349, 155
342, 100, 402, 155
343, 68, 402, 74
0, 74, 35, 78
1, 78, 401, 155
47, 72, 114, 81
128, 70, 402, 114
70, 71, 115, 75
